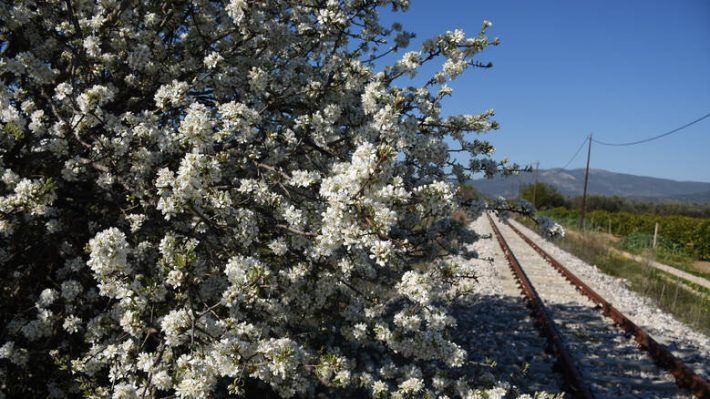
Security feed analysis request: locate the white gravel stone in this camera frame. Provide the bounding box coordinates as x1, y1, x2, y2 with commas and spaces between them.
448, 216, 564, 395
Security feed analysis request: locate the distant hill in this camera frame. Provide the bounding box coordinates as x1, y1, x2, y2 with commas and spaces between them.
469, 169, 710, 203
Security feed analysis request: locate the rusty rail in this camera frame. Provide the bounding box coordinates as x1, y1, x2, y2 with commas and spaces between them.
505, 220, 710, 399
486, 213, 594, 399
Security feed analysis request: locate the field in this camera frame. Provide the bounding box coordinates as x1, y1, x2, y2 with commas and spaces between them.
544, 207, 710, 263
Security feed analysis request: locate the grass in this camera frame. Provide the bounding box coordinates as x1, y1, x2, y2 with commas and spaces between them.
538, 210, 710, 279
616, 232, 710, 280
553, 229, 710, 335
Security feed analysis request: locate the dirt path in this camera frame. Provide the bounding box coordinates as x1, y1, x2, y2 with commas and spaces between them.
565, 229, 710, 291
610, 248, 710, 291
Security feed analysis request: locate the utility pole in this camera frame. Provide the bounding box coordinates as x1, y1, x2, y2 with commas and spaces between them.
532, 161, 539, 208
579, 133, 592, 230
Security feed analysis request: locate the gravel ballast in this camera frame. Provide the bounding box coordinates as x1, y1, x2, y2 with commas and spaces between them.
449, 216, 564, 395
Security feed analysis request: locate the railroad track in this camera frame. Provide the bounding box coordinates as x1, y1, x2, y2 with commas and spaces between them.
485, 213, 710, 399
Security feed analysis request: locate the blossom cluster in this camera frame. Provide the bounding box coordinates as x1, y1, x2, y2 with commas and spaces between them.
0, 1, 552, 398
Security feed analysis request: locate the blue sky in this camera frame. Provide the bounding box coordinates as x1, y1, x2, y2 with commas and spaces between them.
379, 0, 710, 182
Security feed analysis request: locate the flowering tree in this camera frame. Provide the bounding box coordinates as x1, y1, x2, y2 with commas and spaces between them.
0, 1, 550, 397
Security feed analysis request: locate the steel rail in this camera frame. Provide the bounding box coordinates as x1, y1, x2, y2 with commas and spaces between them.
486, 213, 595, 399
505, 220, 710, 399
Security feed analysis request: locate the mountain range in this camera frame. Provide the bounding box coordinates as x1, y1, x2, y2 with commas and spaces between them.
469, 168, 710, 203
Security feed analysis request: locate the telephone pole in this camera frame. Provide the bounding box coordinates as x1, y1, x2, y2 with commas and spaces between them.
532, 161, 539, 208
579, 133, 592, 230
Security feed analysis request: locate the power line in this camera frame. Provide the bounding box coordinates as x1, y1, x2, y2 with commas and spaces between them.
560, 137, 589, 169
592, 111, 710, 147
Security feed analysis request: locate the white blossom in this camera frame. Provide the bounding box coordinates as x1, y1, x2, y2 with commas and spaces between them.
166, 269, 185, 288
179, 103, 215, 148
268, 238, 289, 256
396, 51, 421, 77
77, 85, 115, 113
37, 288, 58, 307
83, 35, 101, 57
226, 0, 247, 23
86, 228, 131, 276
160, 309, 191, 347
397, 271, 431, 305
125, 214, 146, 233
397, 377, 424, 395
281, 204, 304, 228
0, 341, 28, 366
0, 2, 534, 397
53, 83, 73, 101
288, 170, 320, 187
112, 382, 139, 399
224, 255, 262, 285
154, 80, 189, 109
62, 315, 82, 334
203, 52, 223, 69
538, 216, 566, 239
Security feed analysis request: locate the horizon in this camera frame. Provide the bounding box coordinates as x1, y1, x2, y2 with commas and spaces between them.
471, 167, 710, 184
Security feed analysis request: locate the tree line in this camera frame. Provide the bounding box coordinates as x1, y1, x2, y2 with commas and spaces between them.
515, 182, 710, 218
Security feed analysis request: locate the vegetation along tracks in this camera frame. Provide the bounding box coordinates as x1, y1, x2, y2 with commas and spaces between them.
486, 213, 710, 399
